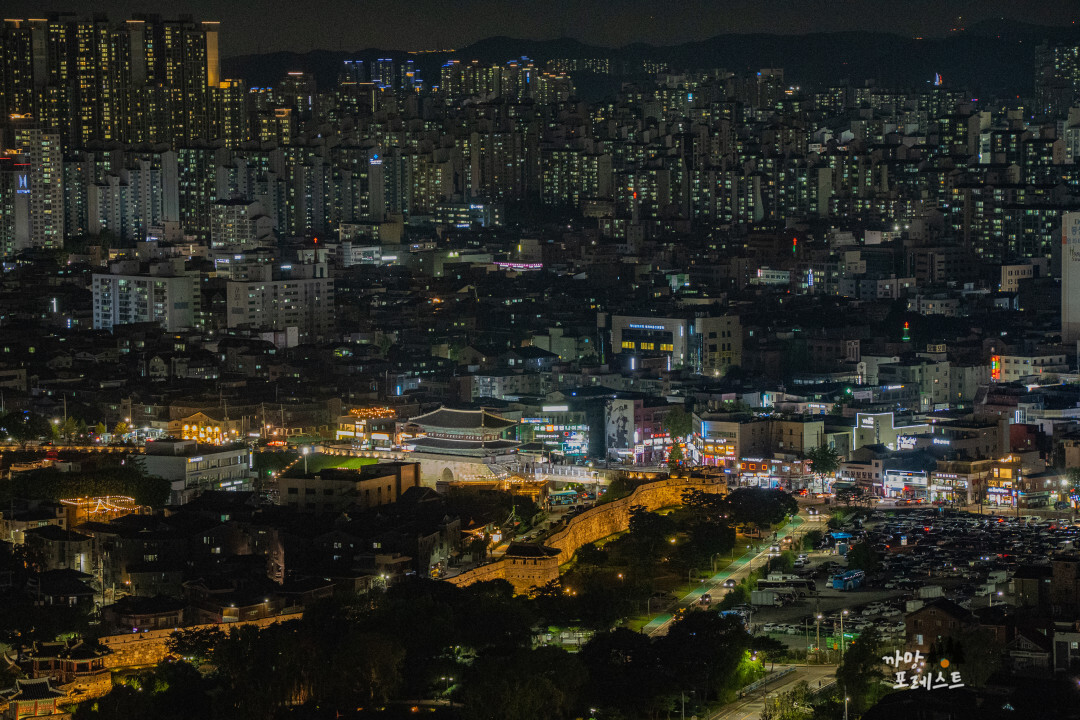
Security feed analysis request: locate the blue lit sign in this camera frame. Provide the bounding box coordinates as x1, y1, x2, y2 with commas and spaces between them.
628, 323, 666, 331
16, 174, 29, 194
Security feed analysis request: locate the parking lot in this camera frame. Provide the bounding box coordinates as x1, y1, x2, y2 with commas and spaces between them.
745, 506, 1080, 650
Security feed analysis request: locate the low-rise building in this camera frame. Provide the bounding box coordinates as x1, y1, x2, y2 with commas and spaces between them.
140, 439, 251, 505
279, 462, 422, 514
905, 598, 977, 653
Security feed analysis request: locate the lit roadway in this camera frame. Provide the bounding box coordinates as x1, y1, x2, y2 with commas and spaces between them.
642, 511, 836, 720
644, 511, 825, 637
704, 665, 837, 720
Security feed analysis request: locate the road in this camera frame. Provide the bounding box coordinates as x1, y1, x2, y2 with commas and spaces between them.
705, 665, 837, 720
644, 511, 827, 636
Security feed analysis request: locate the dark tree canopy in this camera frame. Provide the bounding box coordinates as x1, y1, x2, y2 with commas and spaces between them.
725, 487, 799, 529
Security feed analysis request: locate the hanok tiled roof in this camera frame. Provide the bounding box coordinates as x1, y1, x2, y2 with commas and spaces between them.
2, 678, 65, 701
410, 437, 520, 451
409, 407, 517, 430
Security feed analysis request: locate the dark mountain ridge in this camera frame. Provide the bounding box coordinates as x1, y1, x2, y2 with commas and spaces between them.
222, 24, 1080, 99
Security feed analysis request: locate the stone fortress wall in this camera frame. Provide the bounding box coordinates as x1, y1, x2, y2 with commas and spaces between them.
446, 475, 727, 593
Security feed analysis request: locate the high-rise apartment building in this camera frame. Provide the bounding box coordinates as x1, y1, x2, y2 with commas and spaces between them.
0, 154, 31, 258
341, 59, 366, 84
213, 78, 247, 147
1062, 212, 1080, 345
226, 263, 334, 343
1035, 42, 1080, 118
210, 199, 275, 249
373, 58, 394, 89
92, 263, 198, 331
2, 122, 65, 252
0, 14, 220, 147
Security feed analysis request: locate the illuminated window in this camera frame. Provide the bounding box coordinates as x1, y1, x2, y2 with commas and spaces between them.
640, 342, 654, 350
660, 343, 674, 352
621, 341, 635, 350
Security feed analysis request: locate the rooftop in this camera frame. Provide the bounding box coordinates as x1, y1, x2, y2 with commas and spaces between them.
410, 407, 518, 430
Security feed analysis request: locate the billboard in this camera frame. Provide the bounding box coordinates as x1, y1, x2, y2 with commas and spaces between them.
605, 399, 634, 451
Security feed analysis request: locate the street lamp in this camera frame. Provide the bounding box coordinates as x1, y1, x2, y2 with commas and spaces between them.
302, 446, 310, 474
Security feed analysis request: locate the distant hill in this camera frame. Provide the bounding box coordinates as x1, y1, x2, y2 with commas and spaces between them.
221, 25, 1080, 99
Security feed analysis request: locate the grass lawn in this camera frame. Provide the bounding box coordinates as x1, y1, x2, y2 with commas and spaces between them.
282, 453, 376, 476
624, 615, 653, 632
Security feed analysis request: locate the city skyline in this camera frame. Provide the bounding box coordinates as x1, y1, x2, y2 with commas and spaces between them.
4, 4, 1080, 719
0, 0, 1076, 56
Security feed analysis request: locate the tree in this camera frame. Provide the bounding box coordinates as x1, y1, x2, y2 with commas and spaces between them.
805, 444, 840, 476
768, 549, 796, 574
726, 488, 799, 532
111, 421, 130, 438
802, 529, 824, 551
576, 542, 608, 567
667, 441, 685, 470
75, 662, 215, 720
1068, 467, 1080, 494
459, 647, 585, 720
836, 627, 884, 714
751, 635, 788, 673
94, 422, 107, 437
845, 541, 881, 574
468, 535, 489, 561
836, 485, 866, 506
626, 506, 677, 565
0, 412, 53, 448
58, 416, 79, 443
166, 626, 226, 664
662, 405, 693, 440
581, 628, 676, 718
657, 612, 750, 703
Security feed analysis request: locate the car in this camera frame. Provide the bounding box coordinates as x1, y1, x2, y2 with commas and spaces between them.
798, 554, 809, 561
722, 579, 737, 588
763, 623, 778, 633
1056, 501, 1072, 511
700, 593, 712, 605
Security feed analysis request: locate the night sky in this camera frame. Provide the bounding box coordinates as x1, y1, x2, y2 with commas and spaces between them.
4, 0, 1077, 56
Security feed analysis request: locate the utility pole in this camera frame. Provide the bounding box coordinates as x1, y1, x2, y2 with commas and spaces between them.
815, 613, 822, 663
840, 610, 847, 660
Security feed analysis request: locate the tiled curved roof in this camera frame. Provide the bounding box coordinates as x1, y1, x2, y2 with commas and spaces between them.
410, 407, 517, 430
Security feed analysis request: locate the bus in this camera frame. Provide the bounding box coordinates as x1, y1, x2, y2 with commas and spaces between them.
550, 490, 578, 506
832, 569, 865, 591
